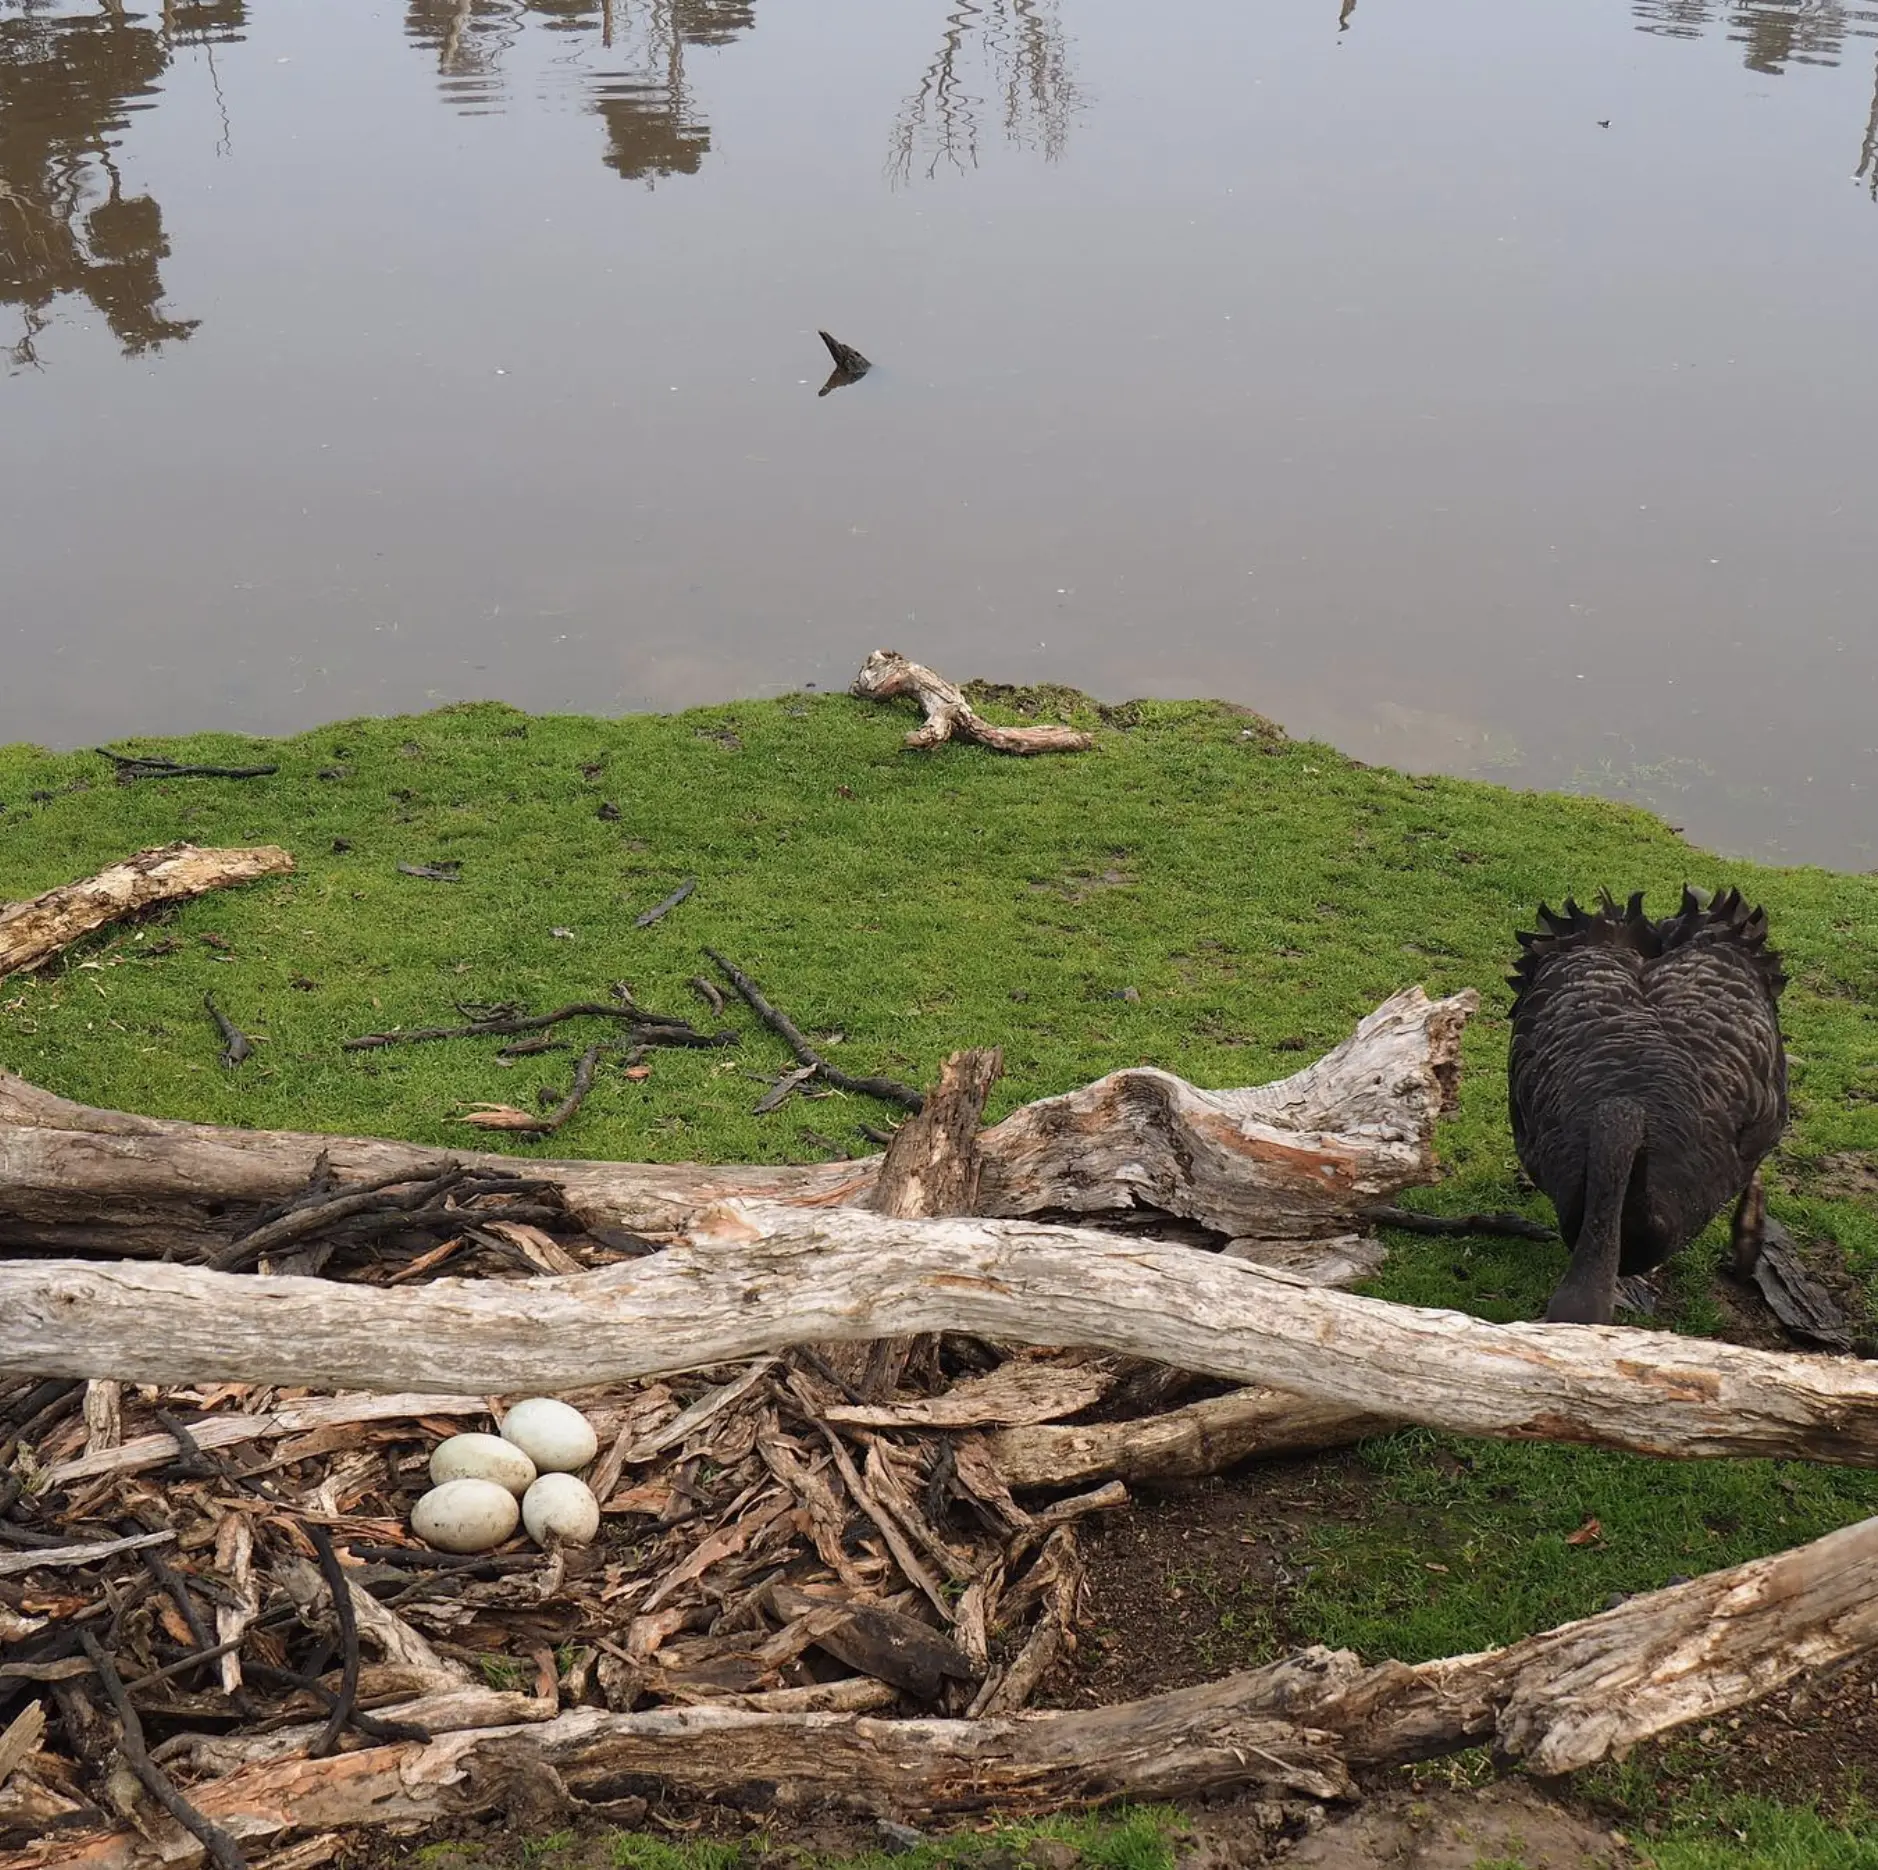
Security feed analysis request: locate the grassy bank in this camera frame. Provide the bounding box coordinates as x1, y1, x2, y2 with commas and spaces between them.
5, 690, 1878, 1854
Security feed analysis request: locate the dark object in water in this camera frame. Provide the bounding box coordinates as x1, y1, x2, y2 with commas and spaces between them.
204, 992, 254, 1068
817, 329, 872, 397
1508, 888, 1787, 1326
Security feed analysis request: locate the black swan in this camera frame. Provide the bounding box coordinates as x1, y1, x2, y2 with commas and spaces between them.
1507, 887, 1788, 1325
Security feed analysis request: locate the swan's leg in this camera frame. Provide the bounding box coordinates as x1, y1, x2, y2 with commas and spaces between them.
1729, 1171, 1767, 1279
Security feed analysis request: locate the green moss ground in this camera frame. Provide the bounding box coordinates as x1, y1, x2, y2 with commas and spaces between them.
5, 692, 1877, 1859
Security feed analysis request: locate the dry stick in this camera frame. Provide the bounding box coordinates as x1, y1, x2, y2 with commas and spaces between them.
75, 1631, 249, 1870
303, 1527, 359, 1759
342, 1004, 718, 1052
989, 1385, 1397, 1489
464, 1044, 605, 1138
239, 1662, 431, 1745
705, 948, 925, 1113
634, 878, 696, 928
0, 1531, 174, 1580
203, 1165, 472, 1273
96, 750, 277, 783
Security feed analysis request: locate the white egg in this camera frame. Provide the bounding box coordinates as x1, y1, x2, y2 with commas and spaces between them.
411, 1478, 520, 1554
429, 1433, 537, 1498
499, 1397, 598, 1473
522, 1472, 601, 1547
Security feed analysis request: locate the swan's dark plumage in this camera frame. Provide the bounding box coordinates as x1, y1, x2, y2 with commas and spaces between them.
1507, 887, 1788, 1325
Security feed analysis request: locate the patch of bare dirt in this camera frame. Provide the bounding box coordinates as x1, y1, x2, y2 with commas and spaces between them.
1048, 1454, 1378, 1707
1813, 1150, 1878, 1203
1265, 1783, 1624, 1868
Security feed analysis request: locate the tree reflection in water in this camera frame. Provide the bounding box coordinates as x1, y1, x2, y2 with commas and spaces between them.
1632, 0, 1878, 196
0, 2, 239, 369
887, 0, 1081, 186
402, 0, 755, 185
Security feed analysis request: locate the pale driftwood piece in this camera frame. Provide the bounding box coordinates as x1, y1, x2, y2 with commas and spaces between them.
47, 1392, 487, 1488
0, 844, 294, 980
0, 986, 1473, 1263
212, 1514, 257, 1698
1222, 1233, 1387, 1290
830, 1044, 1002, 1398
974, 986, 1478, 1242
278, 1559, 466, 1690
0, 1701, 46, 1793
15, 1200, 1878, 1466
33, 1510, 1878, 1868
868, 1048, 1002, 1220
851, 649, 1094, 755
989, 1386, 1395, 1489
971, 1530, 1083, 1716
0, 1529, 173, 1579
81, 1380, 120, 1454
153, 1689, 554, 1779
618, 1358, 775, 1463
706, 1677, 898, 1715
826, 1356, 1115, 1430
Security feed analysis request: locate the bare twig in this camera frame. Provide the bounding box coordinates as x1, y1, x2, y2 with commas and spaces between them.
96, 750, 277, 783
303, 1527, 358, 1759
705, 949, 924, 1113
76, 1630, 249, 1870
634, 879, 696, 928
342, 1004, 724, 1052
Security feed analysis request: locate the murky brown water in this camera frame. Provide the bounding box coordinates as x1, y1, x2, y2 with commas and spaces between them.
4, 1, 1877, 866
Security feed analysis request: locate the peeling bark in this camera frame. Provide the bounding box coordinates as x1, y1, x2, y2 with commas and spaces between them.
850, 650, 1094, 755
0, 845, 294, 980
0, 988, 1473, 1261
8, 1202, 1878, 1466
22, 1510, 1878, 1868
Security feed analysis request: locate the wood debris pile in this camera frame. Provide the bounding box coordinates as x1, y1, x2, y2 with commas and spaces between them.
13, 963, 1878, 1866
1, 1321, 1144, 1851
0, 988, 1486, 1863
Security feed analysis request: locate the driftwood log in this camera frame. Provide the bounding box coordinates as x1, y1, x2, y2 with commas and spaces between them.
850, 650, 1095, 755
10, 1201, 1878, 1466
21, 1508, 1878, 1869
0, 845, 294, 981
987, 1385, 1397, 1488
0, 987, 1474, 1264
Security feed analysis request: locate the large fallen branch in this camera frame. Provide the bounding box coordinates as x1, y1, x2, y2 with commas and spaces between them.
24, 1509, 1878, 1868
9, 1200, 1878, 1465
0, 987, 1473, 1259
0, 845, 294, 981
851, 650, 1095, 755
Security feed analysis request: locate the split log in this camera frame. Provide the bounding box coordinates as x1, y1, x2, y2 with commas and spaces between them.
24, 1510, 1878, 1869
987, 1386, 1394, 1489
850, 650, 1095, 755
0, 986, 1473, 1260
46, 1392, 486, 1488
12, 1201, 1878, 1466
835, 1045, 1003, 1399
0, 845, 294, 980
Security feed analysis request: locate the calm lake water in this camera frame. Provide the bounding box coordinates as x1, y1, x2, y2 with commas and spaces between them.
4, 0, 1877, 867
